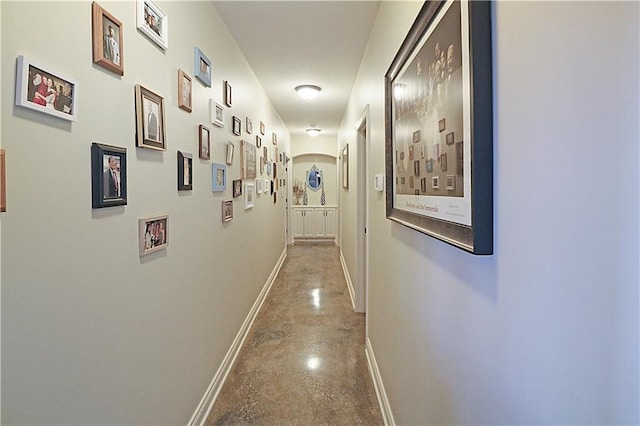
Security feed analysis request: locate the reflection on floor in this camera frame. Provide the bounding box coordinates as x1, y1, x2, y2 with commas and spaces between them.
207, 242, 383, 425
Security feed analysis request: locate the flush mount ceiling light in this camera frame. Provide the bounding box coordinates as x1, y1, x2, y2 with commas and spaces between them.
306, 128, 322, 137
295, 85, 321, 100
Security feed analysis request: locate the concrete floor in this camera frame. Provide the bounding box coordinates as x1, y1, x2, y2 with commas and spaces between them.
207, 242, 383, 425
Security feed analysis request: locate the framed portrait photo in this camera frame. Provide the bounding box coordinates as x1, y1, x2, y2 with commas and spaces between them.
222, 200, 233, 223
92, 2, 124, 76
91, 143, 127, 208
134, 84, 166, 150
178, 69, 192, 112
15, 55, 78, 122
139, 214, 168, 256
211, 163, 227, 192
136, 0, 168, 50
232, 116, 241, 136
232, 179, 242, 198
385, 0, 493, 254
226, 142, 234, 165
223, 80, 232, 107
194, 47, 211, 87
244, 182, 255, 210
211, 99, 224, 127
177, 151, 193, 191
241, 139, 257, 179
199, 124, 210, 160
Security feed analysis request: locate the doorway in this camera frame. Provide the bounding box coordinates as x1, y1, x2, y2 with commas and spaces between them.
355, 106, 369, 314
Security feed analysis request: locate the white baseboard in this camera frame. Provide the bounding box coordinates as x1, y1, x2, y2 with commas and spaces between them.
365, 337, 395, 426
188, 248, 288, 425
339, 249, 355, 310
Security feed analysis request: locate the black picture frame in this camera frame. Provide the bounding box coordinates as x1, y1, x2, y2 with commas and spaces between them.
91, 142, 127, 208
177, 151, 193, 190
232, 116, 241, 136
384, 0, 493, 255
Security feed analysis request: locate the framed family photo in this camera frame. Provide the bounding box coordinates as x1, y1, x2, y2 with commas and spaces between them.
134, 84, 165, 150
15, 55, 78, 122
211, 163, 227, 192
384, 0, 493, 254
177, 151, 193, 191
194, 47, 211, 87
139, 214, 168, 256
211, 99, 224, 127
92, 2, 124, 76
222, 200, 233, 223
91, 143, 127, 208
136, 0, 168, 50
241, 139, 257, 179
178, 69, 192, 112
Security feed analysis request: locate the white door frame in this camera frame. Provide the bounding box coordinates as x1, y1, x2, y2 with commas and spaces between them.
354, 105, 370, 313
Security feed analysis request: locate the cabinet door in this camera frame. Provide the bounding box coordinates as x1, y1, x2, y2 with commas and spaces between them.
293, 209, 305, 238
313, 209, 326, 237
302, 209, 315, 237
324, 208, 336, 238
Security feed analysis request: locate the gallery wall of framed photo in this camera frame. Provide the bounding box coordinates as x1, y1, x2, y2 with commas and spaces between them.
0, 1, 290, 425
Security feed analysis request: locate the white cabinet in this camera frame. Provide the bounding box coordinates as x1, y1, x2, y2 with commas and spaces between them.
292, 206, 336, 240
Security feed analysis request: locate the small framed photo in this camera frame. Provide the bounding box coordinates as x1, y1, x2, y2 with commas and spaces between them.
266, 161, 272, 176
262, 179, 269, 194
224, 80, 232, 107
134, 84, 165, 150
256, 135, 262, 148
177, 151, 193, 191
438, 118, 446, 132
441, 153, 448, 171
260, 157, 265, 175
446, 131, 455, 145
412, 129, 421, 143
420, 144, 426, 159
136, 0, 168, 50
210, 99, 224, 127
15, 55, 78, 121
241, 140, 257, 179
446, 175, 456, 191
272, 132, 278, 145
139, 214, 168, 256
211, 163, 227, 192
222, 200, 233, 223
194, 47, 211, 87
408, 145, 414, 160
199, 125, 210, 160
420, 177, 427, 193
432, 176, 440, 189
0, 149, 5, 212
409, 176, 414, 189
263, 146, 268, 161
91, 143, 127, 208
178, 69, 192, 112
244, 182, 255, 209
232, 116, 241, 136
226, 142, 234, 165
413, 160, 420, 176
256, 178, 264, 194
399, 151, 405, 160
92, 2, 124, 76
246, 117, 253, 134
260, 121, 265, 135
426, 158, 434, 173
232, 179, 242, 198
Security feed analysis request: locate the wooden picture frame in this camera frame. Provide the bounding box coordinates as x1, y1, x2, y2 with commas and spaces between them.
342, 144, 349, 189
244, 182, 255, 210
256, 135, 262, 148
246, 117, 253, 134
199, 125, 210, 160
178, 69, 192, 112
224, 80, 232, 107
222, 200, 233, 223
260, 121, 265, 135
272, 132, 278, 145
15, 55, 78, 122
232, 116, 241, 136
385, 0, 493, 254
139, 214, 168, 256
177, 151, 193, 190
134, 84, 166, 150
92, 2, 124, 76
226, 142, 234, 165
211, 163, 226, 192
232, 179, 242, 198
0, 149, 5, 212
91, 143, 127, 208
194, 47, 211, 87
241, 139, 257, 179
136, 0, 168, 50
211, 99, 224, 127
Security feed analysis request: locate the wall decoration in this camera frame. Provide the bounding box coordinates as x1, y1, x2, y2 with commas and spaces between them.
0, 149, 5, 212
232, 179, 242, 198
259, 156, 265, 175
193, 47, 211, 87
256, 135, 262, 148
263, 179, 270, 194
224, 80, 232, 107
256, 178, 264, 194
445, 175, 456, 191
177, 151, 193, 191
199, 125, 210, 160
139, 214, 168, 256
244, 182, 255, 209
226, 141, 234, 165
266, 161, 272, 176
211, 163, 227, 192
232, 116, 241, 136
241, 139, 256, 179
426, 158, 434, 173
412, 130, 421, 143
246, 117, 253, 134
134, 84, 165, 150
210, 99, 224, 128
222, 200, 233, 222
136, 0, 168, 50
384, 0, 493, 254
263, 146, 268, 162
92, 2, 124, 76
15, 55, 78, 122
91, 143, 127, 208
342, 144, 349, 189
446, 131, 455, 145
178, 69, 192, 112
272, 132, 278, 145
260, 121, 265, 135
441, 153, 448, 171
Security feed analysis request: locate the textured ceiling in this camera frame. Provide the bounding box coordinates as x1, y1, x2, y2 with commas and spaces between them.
213, 1, 381, 139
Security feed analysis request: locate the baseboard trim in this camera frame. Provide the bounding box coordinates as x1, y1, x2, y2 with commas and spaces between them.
188, 248, 288, 425
365, 337, 395, 426
339, 249, 356, 310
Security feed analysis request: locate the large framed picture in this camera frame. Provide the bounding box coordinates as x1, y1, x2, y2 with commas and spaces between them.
15, 55, 78, 122
385, 0, 493, 255
136, 0, 168, 50
341, 144, 349, 189
139, 214, 168, 256
91, 143, 127, 208
178, 69, 192, 112
211, 163, 227, 192
177, 151, 193, 191
134, 84, 166, 150
241, 139, 257, 179
194, 47, 211, 87
211, 99, 224, 127
92, 2, 124, 76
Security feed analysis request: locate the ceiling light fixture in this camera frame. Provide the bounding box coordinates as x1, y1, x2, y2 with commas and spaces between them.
295, 85, 321, 100
306, 128, 321, 137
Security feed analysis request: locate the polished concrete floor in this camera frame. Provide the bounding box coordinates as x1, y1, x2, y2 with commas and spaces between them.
207, 242, 383, 425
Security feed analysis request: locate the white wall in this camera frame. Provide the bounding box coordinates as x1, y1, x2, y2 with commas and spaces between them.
340, 1, 639, 424
1, 1, 289, 424
291, 155, 337, 207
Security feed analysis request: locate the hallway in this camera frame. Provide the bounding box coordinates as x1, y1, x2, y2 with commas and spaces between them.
207, 243, 383, 425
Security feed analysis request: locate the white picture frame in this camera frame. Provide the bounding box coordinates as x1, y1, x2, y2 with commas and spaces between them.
244, 182, 255, 209
136, 0, 168, 50
210, 99, 224, 127
138, 214, 168, 256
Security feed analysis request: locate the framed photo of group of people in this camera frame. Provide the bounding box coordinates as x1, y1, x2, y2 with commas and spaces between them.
136, 0, 168, 50
139, 215, 168, 256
